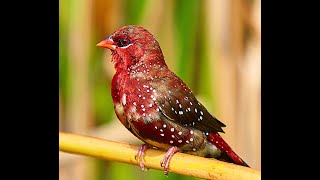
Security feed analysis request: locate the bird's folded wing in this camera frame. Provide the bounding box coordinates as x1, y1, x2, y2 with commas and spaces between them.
150, 73, 226, 133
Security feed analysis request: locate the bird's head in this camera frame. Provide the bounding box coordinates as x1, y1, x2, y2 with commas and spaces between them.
97, 25, 166, 72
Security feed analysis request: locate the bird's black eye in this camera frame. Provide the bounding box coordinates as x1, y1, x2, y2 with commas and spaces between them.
117, 38, 130, 47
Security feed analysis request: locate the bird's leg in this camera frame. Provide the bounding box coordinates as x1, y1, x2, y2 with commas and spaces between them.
160, 146, 180, 175
134, 144, 149, 171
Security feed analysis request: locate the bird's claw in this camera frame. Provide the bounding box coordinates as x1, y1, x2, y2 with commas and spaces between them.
135, 144, 149, 171
160, 146, 179, 176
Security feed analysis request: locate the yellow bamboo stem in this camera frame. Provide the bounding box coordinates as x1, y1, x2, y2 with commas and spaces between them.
59, 132, 261, 180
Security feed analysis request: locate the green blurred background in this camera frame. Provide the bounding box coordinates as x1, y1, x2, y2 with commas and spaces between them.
59, 0, 261, 179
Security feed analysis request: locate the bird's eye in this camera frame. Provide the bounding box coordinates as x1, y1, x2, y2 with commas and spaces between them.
117, 38, 130, 47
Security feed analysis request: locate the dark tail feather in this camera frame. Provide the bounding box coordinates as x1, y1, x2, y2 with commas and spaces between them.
216, 151, 250, 167
208, 133, 250, 167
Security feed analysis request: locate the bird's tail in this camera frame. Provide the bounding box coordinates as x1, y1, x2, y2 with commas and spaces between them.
207, 133, 249, 167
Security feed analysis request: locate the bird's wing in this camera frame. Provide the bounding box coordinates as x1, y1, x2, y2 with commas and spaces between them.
150, 72, 226, 133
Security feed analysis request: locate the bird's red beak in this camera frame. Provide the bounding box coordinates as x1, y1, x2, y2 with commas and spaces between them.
96, 37, 116, 50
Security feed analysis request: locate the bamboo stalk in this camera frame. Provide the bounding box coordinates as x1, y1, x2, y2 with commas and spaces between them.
59, 132, 261, 180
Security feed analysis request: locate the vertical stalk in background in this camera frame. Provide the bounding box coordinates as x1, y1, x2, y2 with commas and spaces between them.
195, 0, 218, 111
235, 0, 261, 170
205, 0, 261, 170
173, 0, 200, 88
59, 0, 70, 127
205, 0, 238, 157
63, 0, 93, 179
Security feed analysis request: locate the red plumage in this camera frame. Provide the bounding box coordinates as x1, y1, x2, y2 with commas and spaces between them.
97, 25, 249, 175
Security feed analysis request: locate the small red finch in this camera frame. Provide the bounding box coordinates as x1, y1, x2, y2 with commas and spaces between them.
97, 25, 249, 175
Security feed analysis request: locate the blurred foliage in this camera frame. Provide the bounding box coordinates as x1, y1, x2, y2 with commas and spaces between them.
60, 0, 260, 179
124, 0, 148, 24
173, 0, 200, 88
89, 43, 114, 125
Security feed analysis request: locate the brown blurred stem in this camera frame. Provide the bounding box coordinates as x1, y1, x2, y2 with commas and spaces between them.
59, 132, 261, 180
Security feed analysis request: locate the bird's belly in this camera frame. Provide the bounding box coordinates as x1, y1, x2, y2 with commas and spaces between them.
132, 118, 222, 158
143, 139, 171, 150
129, 116, 208, 153
115, 103, 221, 157
114, 94, 221, 158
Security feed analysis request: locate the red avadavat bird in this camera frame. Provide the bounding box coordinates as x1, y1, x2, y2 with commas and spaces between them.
97, 25, 249, 175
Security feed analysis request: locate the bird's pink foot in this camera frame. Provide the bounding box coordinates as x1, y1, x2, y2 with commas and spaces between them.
160, 146, 179, 175
134, 144, 149, 171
